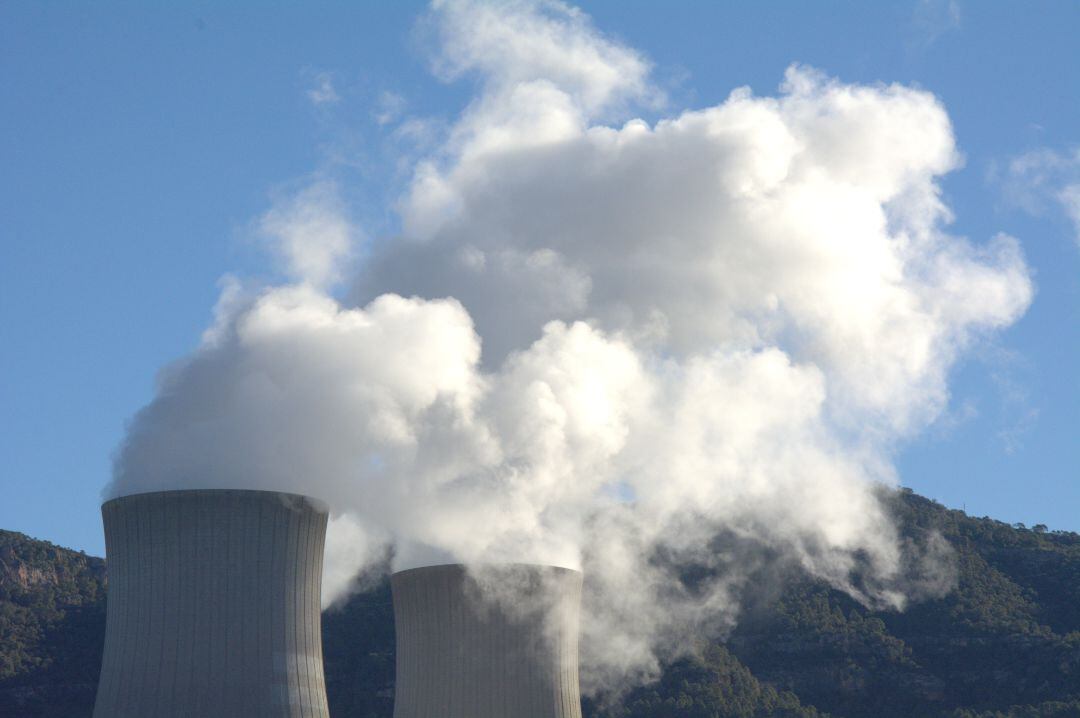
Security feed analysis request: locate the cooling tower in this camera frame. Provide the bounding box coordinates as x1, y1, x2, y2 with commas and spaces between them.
93, 489, 330, 718
392, 563, 583, 718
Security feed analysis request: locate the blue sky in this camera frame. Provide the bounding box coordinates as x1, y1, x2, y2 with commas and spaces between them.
2, 0, 1078, 557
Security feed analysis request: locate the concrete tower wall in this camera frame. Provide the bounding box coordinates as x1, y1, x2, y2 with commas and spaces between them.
93, 489, 330, 718
392, 563, 583, 718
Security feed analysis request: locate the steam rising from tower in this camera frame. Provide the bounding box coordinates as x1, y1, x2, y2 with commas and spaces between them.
106, 0, 1035, 695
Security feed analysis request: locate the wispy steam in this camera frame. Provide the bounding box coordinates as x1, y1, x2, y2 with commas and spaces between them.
998, 146, 1080, 246
307, 72, 341, 107
257, 180, 357, 288
108, 0, 1033, 697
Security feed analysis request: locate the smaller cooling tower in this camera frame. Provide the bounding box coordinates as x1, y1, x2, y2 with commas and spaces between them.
93, 489, 330, 718
392, 563, 583, 718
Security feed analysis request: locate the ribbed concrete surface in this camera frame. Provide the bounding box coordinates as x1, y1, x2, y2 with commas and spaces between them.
392, 564, 583, 718
93, 489, 330, 718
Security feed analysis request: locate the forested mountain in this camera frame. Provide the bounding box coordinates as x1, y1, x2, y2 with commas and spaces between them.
0, 530, 105, 716
3, 490, 1079, 717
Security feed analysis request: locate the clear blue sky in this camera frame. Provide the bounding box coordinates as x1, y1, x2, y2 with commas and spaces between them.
2, 1, 1078, 556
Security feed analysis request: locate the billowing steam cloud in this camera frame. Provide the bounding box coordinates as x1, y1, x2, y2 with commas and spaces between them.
108, 0, 1033, 695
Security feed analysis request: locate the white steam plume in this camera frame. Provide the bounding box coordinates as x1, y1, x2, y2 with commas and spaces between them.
108, 0, 1033, 697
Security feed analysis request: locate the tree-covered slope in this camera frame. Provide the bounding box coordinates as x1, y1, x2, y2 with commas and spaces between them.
724, 491, 1080, 718
3, 490, 1079, 717
0, 530, 106, 716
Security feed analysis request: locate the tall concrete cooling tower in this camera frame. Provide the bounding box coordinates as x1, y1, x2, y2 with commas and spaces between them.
392, 563, 583, 718
93, 489, 330, 718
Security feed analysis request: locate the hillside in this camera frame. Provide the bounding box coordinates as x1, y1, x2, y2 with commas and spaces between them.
3, 490, 1080, 717
0, 530, 105, 716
